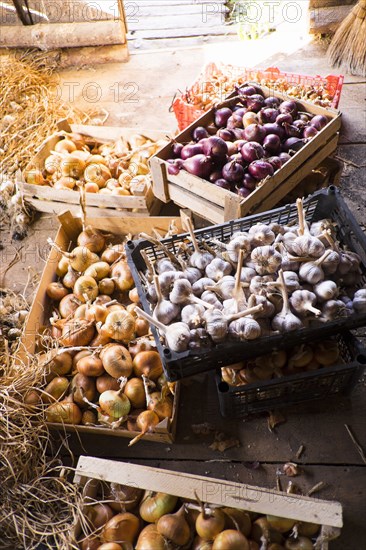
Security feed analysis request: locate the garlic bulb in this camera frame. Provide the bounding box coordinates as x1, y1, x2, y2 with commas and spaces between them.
200, 290, 224, 310
240, 267, 257, 283
205, 258, 232, 282
135, 307, 190, 353
177, 255, 201, 284
189, 328, 211, 350
212, 234, 252, 263
192, 277, 215, 297
184, 216, 213, 270
279, 271, 300, 293
352, 289, 366, 314
205, 276, 236, 300
229, 317, 261, 341
249, 275, 275, 296
153, 275, 180, 325
299, 250, 332, 285
156, 258, 176, 274
251, 245, 282, 275
272, 270, 303, 332
286, 235, 325, 258
290, 290, 321, 317
321, 299, 350, 321
204, 304, 264, 343
158, 270, 181, 296
249, 223, 275, 246
181, 304, 205, 329
169, 279, 212, 309
314, 280, 338, 302
247, 294, 275, 319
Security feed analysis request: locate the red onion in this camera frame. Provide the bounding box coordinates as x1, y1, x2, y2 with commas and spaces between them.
263, 123, 286, 140
276, 113, 293, 126
299, 113, 312, 123
284, 123, 302, 138
303, 125, 318, 139
258, 108, 279, 124
207, 123, 218, 135
237, 84, 258, 96
214, 108, 232, 128
279, 100, 298, 116
310, 114, 328, 130
243, 124, 266, 143
233, 139, 247, 152
233, 107, 247, 118
209, 170, 223, 182
248, 160, 274, 180
227, 142, 238, 155
181, 143, 204, 160
263, 134, 281, 154
222, 160, 245, 183
245, 94, 265, 112
217, 128, 235, 141
264, 96, 280, 108
172, 142, 183, 158
236, 186, 252, 198
279, 152, 291, 163
242, 173, 257, 190
232, 128, 246, 141
267, 156, 282, 171
168, 163, 180, 175
202, 136, 228, 159
183, 154, 213, 179
293, 119, 306, 129
227, 113, 244, 129
241, 142, 264, 163
214, 179, 231, 190
282, 137, 306, 152
193, 126, 209, 142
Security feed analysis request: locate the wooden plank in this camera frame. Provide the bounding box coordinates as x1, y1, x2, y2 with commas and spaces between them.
74, 457, 343, 527
0, 20, 126, 49
128, 14, 226, 32
168, 184, 225, 224
127, 25, 237, 39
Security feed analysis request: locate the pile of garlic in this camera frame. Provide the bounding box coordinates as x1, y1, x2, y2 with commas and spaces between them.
136, 199, 366, 354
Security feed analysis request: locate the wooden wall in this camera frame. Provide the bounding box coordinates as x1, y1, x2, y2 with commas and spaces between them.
308, 0, 357, 34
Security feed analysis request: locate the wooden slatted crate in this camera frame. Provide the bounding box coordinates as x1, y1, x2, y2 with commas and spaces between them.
21, 212, 184, 443
73, 456, 342, 548
21, 121, 164, 217
150, 88, 341, 224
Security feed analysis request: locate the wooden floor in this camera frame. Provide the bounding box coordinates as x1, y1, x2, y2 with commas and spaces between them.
2, 38, 365, 548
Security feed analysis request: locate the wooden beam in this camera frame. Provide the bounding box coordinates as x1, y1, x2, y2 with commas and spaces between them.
0, 20, 126, 49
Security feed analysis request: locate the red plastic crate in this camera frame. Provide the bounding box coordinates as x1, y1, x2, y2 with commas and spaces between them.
172, 63, 344, 131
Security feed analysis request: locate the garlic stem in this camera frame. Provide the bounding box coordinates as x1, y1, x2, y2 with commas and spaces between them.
191, 295, 214, 309
139, 233, 179, 265
135, 306, 167, 334
183, 215, 201, 255
227, 303, 264, 322
278, 269, 290, 313
153, 275, 164, 304
141, 249, 155, 281
307, 305, 322, 316
296, 198, 308, 236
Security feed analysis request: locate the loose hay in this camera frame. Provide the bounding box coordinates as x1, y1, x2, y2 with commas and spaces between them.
0, 49, 84, 176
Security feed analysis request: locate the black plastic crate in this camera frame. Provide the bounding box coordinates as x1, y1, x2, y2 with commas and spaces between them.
126, 187, 366, 382
215, 331, 366, 418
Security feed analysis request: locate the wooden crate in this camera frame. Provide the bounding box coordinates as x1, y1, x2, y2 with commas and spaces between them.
21, 212, 184, 443
73, 456, 342, 548
21, 121, 165, 217
150, 89, 342, 224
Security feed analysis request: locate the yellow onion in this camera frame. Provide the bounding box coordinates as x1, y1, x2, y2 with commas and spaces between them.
266, 515, 296, 533
297, 521, 320, 536
70, 149, 90, 162
56, 256, 70, 277
284, 537, 313, 550
85, 182, 99, 193
42, 376, 69, 404
61, 319, 95, 347
136, 524, 166, 550
128, 410, 160, 446
59, 293, 82, 318
147, 392, 173, 420
90, 324, 112, 347
111, 261, 134, 292
196, 507, 226, 540
71, 373, 96, 407
97, 543, 122, 550
101, 344, 133, 378
157, 505, 191, 546
55, 138, 77, 153
102, 245, 125, 264
84, 261, 110, 280
95, 295, 113, 306
132, 351, 163, 381
46, 400, 82, 424
223, 508, 252, 536
212, 530, 250, 550
63, 266, 79, 289
101, 512, 140, 544
193, 536, 213, 550
41, 350, 73, 377
112, 188, 130, 196
77, 355, 104, 377
81, 409, 98, 425
106, 484, 144, 512
77, 227, 106, 253
80, 537, 100, 550
89, 503, 114, 530
44, 154, 61, 175
46, 282, 69, 301
54, 176, 76, 190
74, 304, 89, 320
99, 389, 131, 420
124, 378, 146, 409
128, 338, 155, 358
25, 168, 46, 185
128, 288, 140, 304
84, 164, 111, 188
99, 278, 115, 295
86, 154, 108, 166
60, 156, 85, 179
85, 304, 109, 324
106, 178, 120, 190
103, 310, 135, 342
139, 492, 178, 523
74, 275, 99, 302
96, 373, 120, 393
135, 318, 149, 337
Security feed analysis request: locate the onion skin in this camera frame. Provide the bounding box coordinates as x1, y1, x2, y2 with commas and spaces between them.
107, 485, 144, 512
136, 525, 166, 550
47, 351, 73, 376
156, 506, 191, 546
61, 320, 95, 347
147, 392, 173, 420
96, 373, 120, 393
267, 515, 296, 533
77, 226, 105, 253
101, 512, 140, 544
46, 282, 69, 301
132, 351, 163, 381
196, 508, 226, 540
193, 536, 213, 550
45, 400, 82, 424
81, 409, 97, 425
124, 378, 146, 409
42, 377, 69, 404
111, 261, 134, 292
99, 390, 131, 419
77, 355, 105, 377
80, 537, 101, 550
212, 529, 250, 550
71, 373, 96, 406
59, 293, 82, 318
223, 508, 251, 536
139, 492, 178, 523
89, 504, 114, 530
101, 344, 133, 378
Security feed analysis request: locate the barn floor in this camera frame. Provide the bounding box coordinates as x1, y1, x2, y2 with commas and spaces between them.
3, 33, 366, 547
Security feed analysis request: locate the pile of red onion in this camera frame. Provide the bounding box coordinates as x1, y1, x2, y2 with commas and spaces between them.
167, 84, 329, 199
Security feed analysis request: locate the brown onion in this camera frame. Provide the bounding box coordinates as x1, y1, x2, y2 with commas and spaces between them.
132, 351, 163, 381
96, 373, 120, 393
81, 409, 97, 425
42, 377, 69, 404
73, 350, 92, 368
196, 507, 226, 540
44, 350, 73, 377
111, 261, 134, 292
74, 276, 99, 302
56, 256, 70, 277
77, 355, 104, 377
80, 536, 100, 550
89, 503, 114, 530
101, 344, 133, 378
85, 304, 109, 324
136, 524, 166, 550
46, 282, 69, 301
284, 537, 313, 550
223, 508, 252, 536
103, 311, 135, 342
99, 278, 115, 295
63, 266, 79, 289
90, 325, 112, 347
97, 543, 122, 550
267, 515, 296, 533
135, 318, 149, 337
46, 400, 82, 424
85, 261, 111, 280
297, 521, 320, 536
124, 378, 146, 409
128, 410, 160, 446
156, 505, 191, 546
71, 373, 96, 406
101, 512, 139, 544
107, 484, 144, 512
59, 293, 82, 318
147, 392, 173, 420
77, 226, 106, 253
212, 529, 250, 550
61, 320, 95, 347
102, 245, 125, 264
128, 338, 155, 358
193, 536, 213, 550
128, 288, 140, 303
